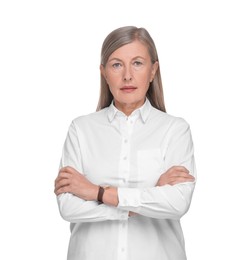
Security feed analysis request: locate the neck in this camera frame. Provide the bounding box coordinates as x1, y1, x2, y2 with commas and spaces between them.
114, 99, 145, 116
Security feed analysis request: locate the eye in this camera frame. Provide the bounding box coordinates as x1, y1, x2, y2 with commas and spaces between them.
112, 63, 122, 69
133, 61, 143, 66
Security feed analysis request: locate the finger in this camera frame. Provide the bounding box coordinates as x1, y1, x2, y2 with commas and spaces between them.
54, 172, 71, 186
60, 166, 78, 175
167, 171, 192, 178
55, 178, 71, 191
57, 171, 72, 180
166, 167, 189, 177
55, 185, 70, 196
170, 166, 189, 173
170, 176, 195, 185
173, 174, 195, 180
177, 172, 194, 178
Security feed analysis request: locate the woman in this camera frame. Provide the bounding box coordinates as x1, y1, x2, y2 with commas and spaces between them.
55, 26, 196, 260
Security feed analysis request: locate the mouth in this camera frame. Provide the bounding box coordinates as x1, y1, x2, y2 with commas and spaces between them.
120, 86, 137, 93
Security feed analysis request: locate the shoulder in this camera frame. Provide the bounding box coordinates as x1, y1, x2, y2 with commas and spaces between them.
70, 107, 109, 128
150, 107, 190, 130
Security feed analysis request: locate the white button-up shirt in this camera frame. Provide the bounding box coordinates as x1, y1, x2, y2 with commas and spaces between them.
57, 99, 196, 260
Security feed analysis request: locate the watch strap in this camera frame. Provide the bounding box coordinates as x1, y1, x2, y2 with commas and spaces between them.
97, 186, 105, 203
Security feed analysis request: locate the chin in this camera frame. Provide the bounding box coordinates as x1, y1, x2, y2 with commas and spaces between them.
117, 96, 145, 106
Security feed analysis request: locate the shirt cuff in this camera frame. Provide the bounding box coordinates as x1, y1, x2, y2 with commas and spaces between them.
109, 206, 129, 220
117, 187, 141, 209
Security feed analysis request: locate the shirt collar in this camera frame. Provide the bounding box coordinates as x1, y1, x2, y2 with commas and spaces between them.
107, 98, 152, 123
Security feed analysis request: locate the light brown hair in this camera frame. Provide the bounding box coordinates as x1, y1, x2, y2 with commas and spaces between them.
97, 26, 166, 112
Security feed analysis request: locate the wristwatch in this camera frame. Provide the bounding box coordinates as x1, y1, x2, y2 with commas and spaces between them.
97, 186, 110, 203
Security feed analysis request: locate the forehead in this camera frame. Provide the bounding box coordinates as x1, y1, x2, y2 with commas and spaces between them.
109, 40, 150, 60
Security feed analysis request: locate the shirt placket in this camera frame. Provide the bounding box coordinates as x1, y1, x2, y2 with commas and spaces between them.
117, 115, 135, 260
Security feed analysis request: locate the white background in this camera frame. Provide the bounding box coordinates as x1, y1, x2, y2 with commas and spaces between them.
0, 0, 251, 259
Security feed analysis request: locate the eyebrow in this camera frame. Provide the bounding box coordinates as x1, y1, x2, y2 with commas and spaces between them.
108, 56, 146, 63
108, 58, 122, 63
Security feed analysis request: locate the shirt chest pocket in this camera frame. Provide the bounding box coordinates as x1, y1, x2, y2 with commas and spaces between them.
137, 148, 164, 187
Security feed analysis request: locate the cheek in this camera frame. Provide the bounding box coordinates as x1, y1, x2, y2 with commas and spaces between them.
108, 85, 117, 96
106, 71, 121, 86
137, 72, 151, 88
107, 79, 119, 95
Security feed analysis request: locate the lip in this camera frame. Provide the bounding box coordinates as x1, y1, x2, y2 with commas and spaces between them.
120, 86, 137, 93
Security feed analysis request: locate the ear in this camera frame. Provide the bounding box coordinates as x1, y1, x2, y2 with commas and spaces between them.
100, 64, 106, 79
150, 61, 159, 82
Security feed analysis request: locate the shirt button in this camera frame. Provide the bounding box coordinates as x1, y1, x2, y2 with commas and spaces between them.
121, 248, 125, 252
123, 156, 127, 160
124, 139, 128, 143
121, 179, 126, 185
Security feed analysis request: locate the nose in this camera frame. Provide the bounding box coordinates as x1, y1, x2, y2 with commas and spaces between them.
123, 66, 132, 81
124, 76, 132, 81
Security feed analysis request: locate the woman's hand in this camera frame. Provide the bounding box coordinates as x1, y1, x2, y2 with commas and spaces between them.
156, 166, 195, 186
54, 166, 99, 201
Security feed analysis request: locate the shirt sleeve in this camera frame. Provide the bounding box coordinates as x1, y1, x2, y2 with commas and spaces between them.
56, 121, 129, 223
117, 118, 196, 220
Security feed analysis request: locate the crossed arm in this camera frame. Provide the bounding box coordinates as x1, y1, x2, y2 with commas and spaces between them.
54, 165, 194, 208
55, 119, 196, 221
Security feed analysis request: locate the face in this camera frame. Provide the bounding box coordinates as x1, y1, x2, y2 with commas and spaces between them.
101, 40, 158, 112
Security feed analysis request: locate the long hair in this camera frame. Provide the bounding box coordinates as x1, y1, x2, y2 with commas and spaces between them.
96, 26, 166, 112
